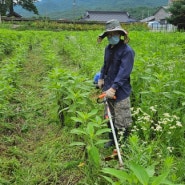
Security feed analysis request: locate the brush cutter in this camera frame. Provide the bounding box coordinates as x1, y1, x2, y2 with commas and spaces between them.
97, 93, 124, 167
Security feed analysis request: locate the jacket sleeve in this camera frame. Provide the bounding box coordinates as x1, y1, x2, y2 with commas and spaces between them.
99, 48, 107, 79
112, 49, 135, 90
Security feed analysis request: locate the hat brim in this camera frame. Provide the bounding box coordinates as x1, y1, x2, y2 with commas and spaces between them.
99, 28, 127, 39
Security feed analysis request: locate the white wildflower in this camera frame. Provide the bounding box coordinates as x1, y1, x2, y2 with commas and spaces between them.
131, 126, 139, 132
162, 120, 168, 125
163, 113, 170, 117
151, 126, 155, 130
158, 120, 162, 124
167, 147, 174, 153
132, 108, 142, 115
173, 115, 179, 120
143, 115, 151, 122
141, 127, 147, 131
150, 106, 157, 112
143, 112, 150, 117
163, 118, 171, 122
156, 125, 162, 131
176, 121, 182, 127
170, 126, 176, 129
150, 120, 154, 123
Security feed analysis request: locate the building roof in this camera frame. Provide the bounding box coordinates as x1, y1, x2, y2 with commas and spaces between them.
153, 6, 169, 15
140, 6, 170, 23
7, 11, 22, 18
140, 16, 155, 22
82, 11, 137, 23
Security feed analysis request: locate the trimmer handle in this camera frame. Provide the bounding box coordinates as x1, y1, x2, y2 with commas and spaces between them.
98, 93, 106, 99
97, 93, 116, 103
97, 93, 106, 103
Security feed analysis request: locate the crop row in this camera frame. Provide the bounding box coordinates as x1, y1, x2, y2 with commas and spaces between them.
1, 29, 185, 184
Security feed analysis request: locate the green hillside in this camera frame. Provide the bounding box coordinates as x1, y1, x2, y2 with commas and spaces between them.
15, 0, 169, 19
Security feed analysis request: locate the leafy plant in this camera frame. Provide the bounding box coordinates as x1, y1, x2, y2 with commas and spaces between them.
70, 110, 109, 183
102, 157, 180, 185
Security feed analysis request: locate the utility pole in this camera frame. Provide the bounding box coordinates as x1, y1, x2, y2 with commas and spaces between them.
141, 10, 144, 20
73, 0, 76, 21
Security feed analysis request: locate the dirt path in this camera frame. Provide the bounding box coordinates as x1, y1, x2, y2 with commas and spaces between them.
1, 46, 83, 184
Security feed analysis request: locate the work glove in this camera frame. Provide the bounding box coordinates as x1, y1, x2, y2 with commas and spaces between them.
98, 79, 104, 89
105, 88, 116, 99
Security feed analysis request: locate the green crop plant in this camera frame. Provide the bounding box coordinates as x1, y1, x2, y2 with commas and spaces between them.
0, 30, 31, 123
0, 28, 185, 184
46, 66, 98, 127
0, 30, 17, 58
102, 135, 182, 184
56, 30, 105, 77
101, 157, 181, 185
70, 110, 110, 184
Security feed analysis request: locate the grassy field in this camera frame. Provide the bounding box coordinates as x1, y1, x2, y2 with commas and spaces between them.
0, 26, 185, 184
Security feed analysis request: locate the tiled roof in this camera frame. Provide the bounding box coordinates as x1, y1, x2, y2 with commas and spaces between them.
82, 11, 137, 23
140, 6, 170, 23
140, 16, 155, 22
7, 11, 22, 18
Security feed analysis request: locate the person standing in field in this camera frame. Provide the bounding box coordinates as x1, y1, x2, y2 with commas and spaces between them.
97, 19, 135, 148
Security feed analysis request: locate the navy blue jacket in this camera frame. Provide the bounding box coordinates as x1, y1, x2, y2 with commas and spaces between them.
100, 40, 135, 102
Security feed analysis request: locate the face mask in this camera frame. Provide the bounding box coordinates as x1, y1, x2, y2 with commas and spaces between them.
107, 35, 120, 45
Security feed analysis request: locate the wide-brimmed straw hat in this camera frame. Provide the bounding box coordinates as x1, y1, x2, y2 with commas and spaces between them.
99, 19, 128, 39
